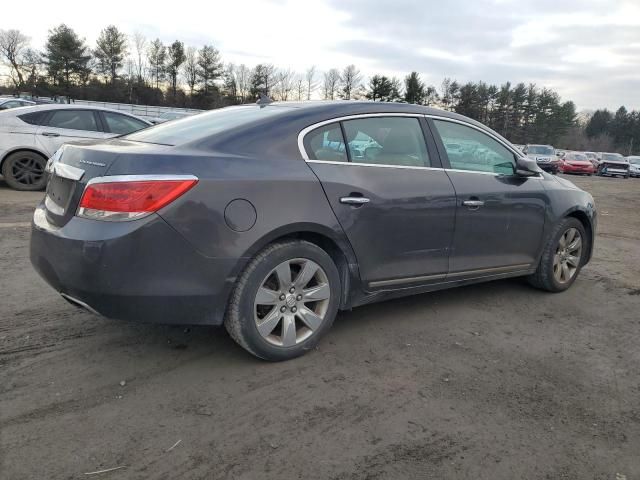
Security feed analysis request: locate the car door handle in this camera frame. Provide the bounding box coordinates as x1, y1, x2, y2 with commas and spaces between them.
340, 196, 370, 205
462, 200, 485, 208
41, 132, 60, 137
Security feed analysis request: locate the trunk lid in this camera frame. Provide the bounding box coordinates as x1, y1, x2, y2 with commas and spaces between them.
43, 139, 170, 227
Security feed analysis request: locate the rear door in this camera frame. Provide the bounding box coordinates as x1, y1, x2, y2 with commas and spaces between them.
430, 118, 546, 276
303, 115, 457, 289
36, 109, 108, 156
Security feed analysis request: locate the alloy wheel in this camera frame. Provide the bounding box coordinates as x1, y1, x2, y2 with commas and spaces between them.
553, 227, 582, 284
11, 156, 45, 186
254, 258, 331, 347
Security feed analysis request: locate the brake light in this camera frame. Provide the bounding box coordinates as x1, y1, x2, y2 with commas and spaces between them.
77, 177, 198, 221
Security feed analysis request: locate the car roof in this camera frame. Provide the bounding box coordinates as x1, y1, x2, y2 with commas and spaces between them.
0, 103, 151, 122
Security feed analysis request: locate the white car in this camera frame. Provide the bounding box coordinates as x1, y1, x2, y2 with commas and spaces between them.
0, 97, 35, 110
0, 104, 151, 190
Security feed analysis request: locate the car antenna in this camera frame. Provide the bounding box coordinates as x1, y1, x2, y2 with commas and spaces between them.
256, 93, 274, 106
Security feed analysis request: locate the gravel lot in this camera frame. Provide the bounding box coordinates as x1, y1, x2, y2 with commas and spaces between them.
1, 175, 639, 479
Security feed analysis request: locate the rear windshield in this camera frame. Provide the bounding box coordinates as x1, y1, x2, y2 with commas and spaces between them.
125, 105, 294, 145
527, 145, 554, 155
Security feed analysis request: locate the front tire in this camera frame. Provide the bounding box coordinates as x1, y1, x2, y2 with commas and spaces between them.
225, 240, 341, 361
528, 218, 588, 292
1, 151, 48, 191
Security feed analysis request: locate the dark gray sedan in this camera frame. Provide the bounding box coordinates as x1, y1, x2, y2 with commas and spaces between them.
30, 101, 597, 361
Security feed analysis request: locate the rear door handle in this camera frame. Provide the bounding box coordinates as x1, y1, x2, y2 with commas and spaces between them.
340, 196, 370, 205
462, 200, 484, 208
41, 132, 60, 137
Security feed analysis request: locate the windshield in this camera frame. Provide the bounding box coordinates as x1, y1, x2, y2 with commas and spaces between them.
602, 153, 624, 161
125, 105, 294, 145
567, 153, 587, 161
527, 145, 554, 155
628, 156, 640, 164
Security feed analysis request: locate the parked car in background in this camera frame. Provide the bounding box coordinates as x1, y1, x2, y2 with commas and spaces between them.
0, 104, 151, 191
597, 152, 629, 178
0, 98, 35, 110
559, 152, 595, 175
583, 151, 599, 168
627, 156, 640, 177
555, 149, 568, 159
30, 101, 596, 361
523, 144, 560, 174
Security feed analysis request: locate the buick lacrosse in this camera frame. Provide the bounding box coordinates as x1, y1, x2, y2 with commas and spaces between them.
31, 101, 596, 360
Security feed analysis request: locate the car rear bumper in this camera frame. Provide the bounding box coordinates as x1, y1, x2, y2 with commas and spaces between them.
30, 204, 240, 325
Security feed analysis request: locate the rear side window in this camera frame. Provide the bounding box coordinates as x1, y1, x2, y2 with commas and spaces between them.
342, 117, 430, 167
47, 110, 100, 132
125, 105, 294, 146
433, 120, 515, 175
102, 112, 148, 135
18, 111, 47, 125
304, 124, 347, 162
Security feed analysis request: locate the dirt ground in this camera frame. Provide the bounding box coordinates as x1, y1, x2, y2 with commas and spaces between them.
1, 175, 639, 480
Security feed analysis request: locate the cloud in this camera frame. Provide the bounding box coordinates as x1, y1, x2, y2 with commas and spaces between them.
3, 0, 640, 110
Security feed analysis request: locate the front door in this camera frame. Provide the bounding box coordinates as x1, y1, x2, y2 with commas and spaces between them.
430, 118, 546, 275
303, 116, 457, 289
36, 109, 109, 156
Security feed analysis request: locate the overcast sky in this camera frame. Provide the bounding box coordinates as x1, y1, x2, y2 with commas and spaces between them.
5, 0, 640, 110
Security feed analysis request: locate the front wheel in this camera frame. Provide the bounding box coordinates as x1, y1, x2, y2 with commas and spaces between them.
225, 240, 341, 361
528, 218, 588, 292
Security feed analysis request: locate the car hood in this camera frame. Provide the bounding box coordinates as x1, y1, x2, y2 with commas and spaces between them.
551, 174, 581, 190
565, 160, 592, 166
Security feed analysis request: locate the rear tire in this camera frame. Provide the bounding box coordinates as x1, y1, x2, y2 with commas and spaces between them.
528, 217, 588, 293
225, 240, 341, 361
1, 151, 48, 191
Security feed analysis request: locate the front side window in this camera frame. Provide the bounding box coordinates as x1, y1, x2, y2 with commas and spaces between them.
103, 112, 148, 135
47, 110, 99, 132
342, 117, 430, 167
304, 123, 347, 162
433, 120, 515, 175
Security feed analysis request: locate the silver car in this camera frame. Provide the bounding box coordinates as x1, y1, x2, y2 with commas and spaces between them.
627, 156, 640, 178
0, 97, 35, 110
0, 104, 151, 190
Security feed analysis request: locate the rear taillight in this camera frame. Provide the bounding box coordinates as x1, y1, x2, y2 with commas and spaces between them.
77, 176, 198, 221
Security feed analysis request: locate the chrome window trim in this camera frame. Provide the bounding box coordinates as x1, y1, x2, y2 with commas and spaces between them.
306, 159, 445, 172
298, 111, 541, 177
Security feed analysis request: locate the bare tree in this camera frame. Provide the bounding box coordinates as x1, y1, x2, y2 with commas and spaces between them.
234, 63, 251, 103
305, 65, 318, 100
183, 46, 198, 96
295, 75, 305, 100
0, 29, 30, 88
273, 69, 295, 101
132, 32, 147, 83
339, 64, 362, 100
322, 68, 340, 100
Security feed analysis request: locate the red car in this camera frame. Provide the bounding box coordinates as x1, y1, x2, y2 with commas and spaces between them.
559, 152, 596, 175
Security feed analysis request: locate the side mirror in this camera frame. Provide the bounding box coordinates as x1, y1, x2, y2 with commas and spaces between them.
515, 156, 542, 176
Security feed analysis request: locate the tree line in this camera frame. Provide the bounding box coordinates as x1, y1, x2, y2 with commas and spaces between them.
0, 25, 637, 154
